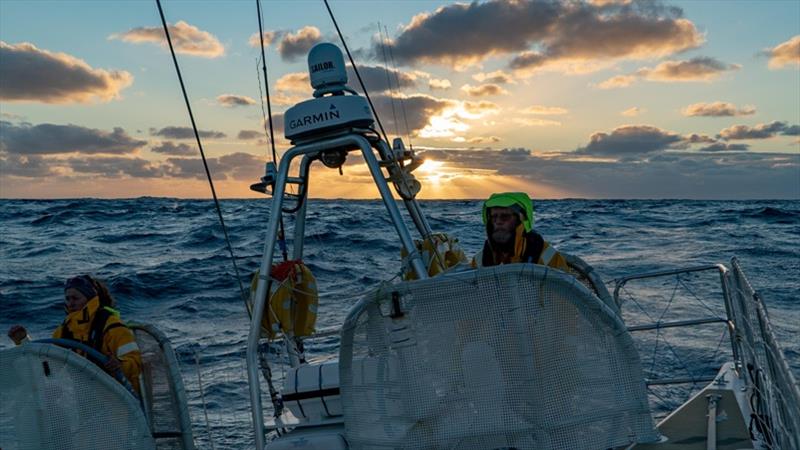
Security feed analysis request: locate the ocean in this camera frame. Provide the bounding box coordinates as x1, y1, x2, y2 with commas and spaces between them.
1, 198, 798, 448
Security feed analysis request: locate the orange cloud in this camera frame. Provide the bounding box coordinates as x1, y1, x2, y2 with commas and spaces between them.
682, 102, 755, 117
460, 83, 509, 97
520, 105, 568, 115
217, 94, 256, 107
384, 0, 703, 72
0, 41, 132, 104
111, 21, 224, 58
767, 35, 800, 69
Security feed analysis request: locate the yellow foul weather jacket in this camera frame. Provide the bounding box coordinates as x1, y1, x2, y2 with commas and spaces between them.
52, 296, 142, 395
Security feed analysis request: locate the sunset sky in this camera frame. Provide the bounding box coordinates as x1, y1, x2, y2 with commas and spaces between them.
1, 0, 798, 199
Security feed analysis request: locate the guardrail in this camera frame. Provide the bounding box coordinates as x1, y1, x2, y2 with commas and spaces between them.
614, 258, 800, 448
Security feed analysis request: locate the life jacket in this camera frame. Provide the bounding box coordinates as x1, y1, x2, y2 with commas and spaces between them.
55, 297, 126, 354
53, 296, 142, 394
402, 233, 467, 280
474, 226, 569, 271
250, 260, 319, 340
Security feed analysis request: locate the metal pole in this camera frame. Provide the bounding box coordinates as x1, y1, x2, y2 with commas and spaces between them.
292, 156, 313, 260
247, 149, 293, 450
706, 394, 720, 450
359, 136, 428, 279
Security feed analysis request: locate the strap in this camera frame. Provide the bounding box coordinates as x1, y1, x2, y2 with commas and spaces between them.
525, 232, 544, 264
481, 240, 493, 267
88, 307, 113, 353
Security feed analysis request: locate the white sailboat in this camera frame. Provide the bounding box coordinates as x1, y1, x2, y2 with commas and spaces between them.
1, 20, 798, 450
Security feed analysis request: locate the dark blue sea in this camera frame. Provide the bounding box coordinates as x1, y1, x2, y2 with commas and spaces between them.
1, 198, 798, 448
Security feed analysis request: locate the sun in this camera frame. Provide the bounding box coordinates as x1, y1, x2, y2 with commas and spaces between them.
416, 159, 445, 185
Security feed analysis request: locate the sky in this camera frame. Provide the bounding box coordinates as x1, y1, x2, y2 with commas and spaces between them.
0, 0, 798, 199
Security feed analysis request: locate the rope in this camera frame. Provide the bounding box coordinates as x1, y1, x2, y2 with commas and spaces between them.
384, 24, 413, 150
155, 0, 248, 311
193, 351, 217, 450
256, 0, 289, 262
323, 0, 390, 144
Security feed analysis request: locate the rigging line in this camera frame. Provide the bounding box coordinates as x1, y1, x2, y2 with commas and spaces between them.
377, 22, 399, 139
323, 0, 391, 144
256, 0, 278, 163
255, 58, 271, 159
155, 0, 248, 310
384, 24, 413, 150
256, 0, 289, 262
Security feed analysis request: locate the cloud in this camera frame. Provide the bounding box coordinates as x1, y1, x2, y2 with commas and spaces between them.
150, 126, 226, 140
472, 70, 515, 84
512, 118, 561, 127
68, 156, 165, 178
276, 65, 417, 95
165, 152, 263, 180
698, 142, 750, 152
217, 94, 256, 107
719, 121, 798, 140
576, 125, 684, 156
639, 57, 740, 81
247, 31, 278, 48
110, 21, 224, 58
275, 72, 310, 92
0, 154, 58, 177
372, 93, 456, 135
381, 0, 702, 71
428, 78, 452, 90
596, 74, 637, 89
237, 130, 262, 140
621, 107, 643, 117
467, 136, 501, 144
520, 105, 568, 115
766, 35, 800, 69
419, 147, 799, 199
0, 121, 146, 155
277, 26, 322, 61
349, 65, 418, 93
686, 133, 716, 144
0, 41, 133, 104
150, 141, 194, 156
460, 83, 509, 97
682, 102, 755, 117
598, 57, 739, 88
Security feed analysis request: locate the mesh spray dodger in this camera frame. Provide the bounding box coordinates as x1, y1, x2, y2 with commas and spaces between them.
482, 192, 534, 232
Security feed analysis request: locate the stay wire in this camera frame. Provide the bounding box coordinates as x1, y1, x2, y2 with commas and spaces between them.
384, 24, 413, 150
256, 0, 289, 262
323, 0, 390, 144
155, 0, 249, 311
377, 22, 399, 139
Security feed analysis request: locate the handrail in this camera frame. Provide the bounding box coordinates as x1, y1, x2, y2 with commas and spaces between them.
614, 263, 741, 370
35, 338, 139, 398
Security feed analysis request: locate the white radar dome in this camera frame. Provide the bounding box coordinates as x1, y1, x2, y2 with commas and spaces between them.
308, 43, 347, 93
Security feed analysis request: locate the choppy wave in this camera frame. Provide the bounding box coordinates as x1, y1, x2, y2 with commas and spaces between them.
1, 198, 798, 447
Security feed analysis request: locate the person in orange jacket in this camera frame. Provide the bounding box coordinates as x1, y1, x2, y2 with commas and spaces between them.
8, 275, 143, 395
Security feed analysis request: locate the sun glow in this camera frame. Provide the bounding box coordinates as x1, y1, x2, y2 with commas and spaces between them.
416, 159, 445, 184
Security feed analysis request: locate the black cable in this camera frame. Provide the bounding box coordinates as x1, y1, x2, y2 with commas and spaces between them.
384, 24, 413, 150
323, 0, 390, 144
256, 0, 289, 263
155, 0, 248, 310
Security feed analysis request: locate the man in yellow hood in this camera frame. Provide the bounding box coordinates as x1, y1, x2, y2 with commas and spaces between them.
474, 192, 569, 271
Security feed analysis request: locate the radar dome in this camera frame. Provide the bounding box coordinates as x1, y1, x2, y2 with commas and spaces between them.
308, 43, 347, 93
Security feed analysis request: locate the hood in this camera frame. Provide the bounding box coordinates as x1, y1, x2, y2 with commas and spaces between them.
482, 192, 534, 233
